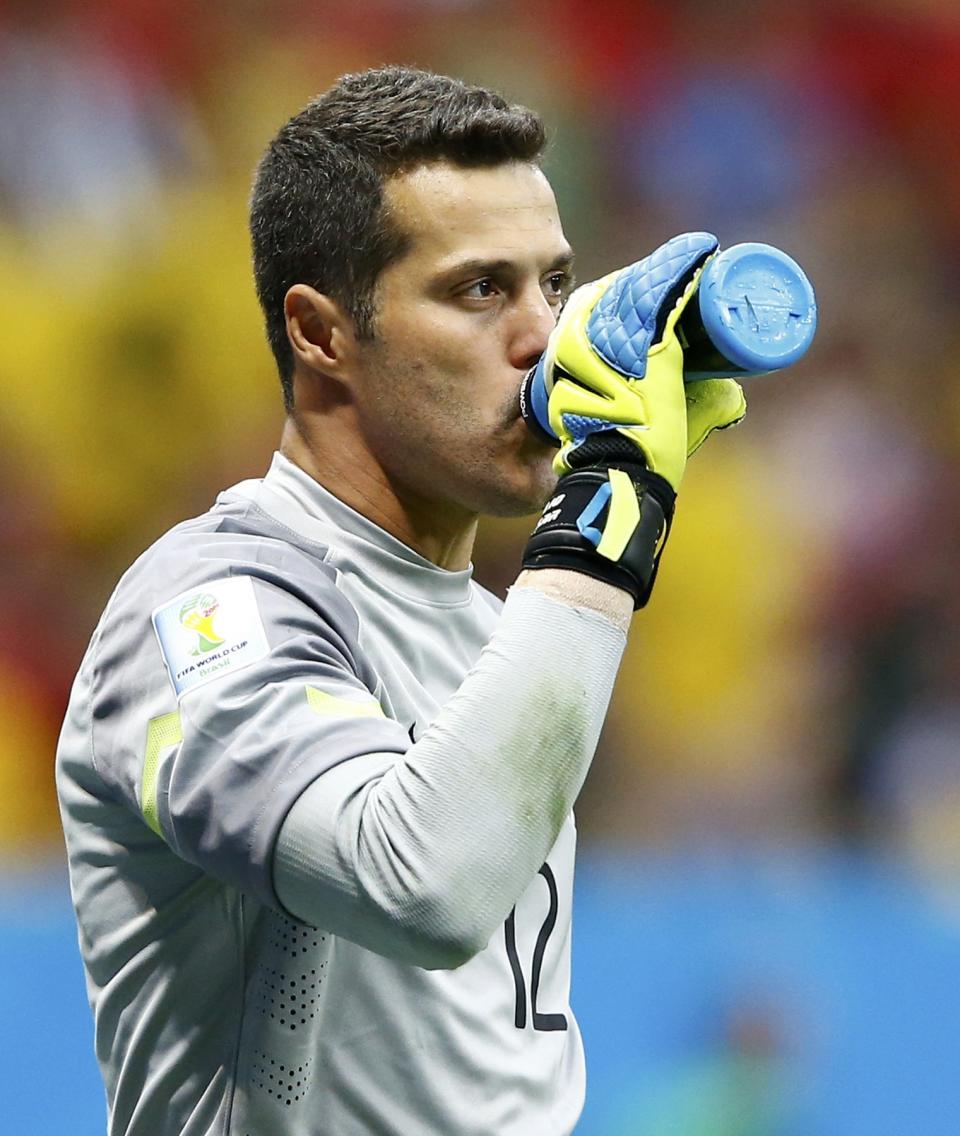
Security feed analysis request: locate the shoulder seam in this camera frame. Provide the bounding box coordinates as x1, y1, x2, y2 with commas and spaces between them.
234, 501, 339, 568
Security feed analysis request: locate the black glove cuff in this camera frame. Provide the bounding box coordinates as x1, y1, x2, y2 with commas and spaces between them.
522, 465, 676, 609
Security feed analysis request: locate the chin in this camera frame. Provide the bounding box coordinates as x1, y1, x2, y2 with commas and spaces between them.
479, 464, 559, 519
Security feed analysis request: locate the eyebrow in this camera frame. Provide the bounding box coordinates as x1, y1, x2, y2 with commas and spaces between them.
433, 249, 576, 287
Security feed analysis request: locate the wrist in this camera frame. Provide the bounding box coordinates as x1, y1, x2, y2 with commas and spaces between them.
522, 465, 674, 609
514, 568, 633, 633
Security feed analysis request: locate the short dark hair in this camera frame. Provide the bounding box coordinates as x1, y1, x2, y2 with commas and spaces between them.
249, 65, 547, 410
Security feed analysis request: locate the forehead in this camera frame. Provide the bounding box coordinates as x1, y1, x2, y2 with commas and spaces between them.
383, 161, 566, 270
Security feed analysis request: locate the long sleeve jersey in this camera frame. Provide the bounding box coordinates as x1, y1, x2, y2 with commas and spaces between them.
56, 452, 626, 1135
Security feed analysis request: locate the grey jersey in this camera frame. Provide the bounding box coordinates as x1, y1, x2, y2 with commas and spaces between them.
57, 452, 584, 1136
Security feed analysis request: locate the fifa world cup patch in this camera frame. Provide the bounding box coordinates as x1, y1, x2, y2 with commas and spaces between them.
152, 576, 269, 698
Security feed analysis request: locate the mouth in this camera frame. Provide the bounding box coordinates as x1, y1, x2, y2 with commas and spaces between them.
500, 382, 558, 454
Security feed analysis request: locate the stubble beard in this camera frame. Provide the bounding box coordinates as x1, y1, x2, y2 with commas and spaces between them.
358, 339, 558, 519
451, 391, 559, 519
465, 436, 559, 519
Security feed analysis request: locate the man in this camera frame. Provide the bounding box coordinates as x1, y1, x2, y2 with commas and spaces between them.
57, 66, 745, 1135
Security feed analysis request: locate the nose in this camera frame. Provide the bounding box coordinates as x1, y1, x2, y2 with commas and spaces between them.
507, 284, 558, 373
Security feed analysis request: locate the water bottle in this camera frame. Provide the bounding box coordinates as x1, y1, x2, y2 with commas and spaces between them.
519, 241, 817, 443
677, 242, 817, 378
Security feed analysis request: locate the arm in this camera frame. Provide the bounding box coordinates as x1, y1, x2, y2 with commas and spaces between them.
274, 235, 746, 969
274, 571, 628, 969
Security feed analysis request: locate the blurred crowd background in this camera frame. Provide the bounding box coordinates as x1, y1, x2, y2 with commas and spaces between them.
2, 0, 960, 1131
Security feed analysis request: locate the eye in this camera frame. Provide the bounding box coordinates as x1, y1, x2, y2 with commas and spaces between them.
461, 278, 499, 300
543, 271, 573, 305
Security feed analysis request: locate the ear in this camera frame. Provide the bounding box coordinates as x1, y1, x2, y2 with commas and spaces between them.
284, 285, 357, 379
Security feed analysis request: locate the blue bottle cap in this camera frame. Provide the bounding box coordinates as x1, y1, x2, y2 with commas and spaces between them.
697, 242, 817, 374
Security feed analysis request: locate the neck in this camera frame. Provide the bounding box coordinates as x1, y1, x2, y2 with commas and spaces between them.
280, 415, 478, 572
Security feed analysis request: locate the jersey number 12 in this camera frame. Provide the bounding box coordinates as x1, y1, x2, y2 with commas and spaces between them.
503, 864, 568, 1032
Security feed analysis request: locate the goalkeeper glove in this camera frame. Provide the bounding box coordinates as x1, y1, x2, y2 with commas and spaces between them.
522, 232, 746, 608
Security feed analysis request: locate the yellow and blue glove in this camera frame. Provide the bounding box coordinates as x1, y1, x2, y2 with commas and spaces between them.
521, 232, 746, 607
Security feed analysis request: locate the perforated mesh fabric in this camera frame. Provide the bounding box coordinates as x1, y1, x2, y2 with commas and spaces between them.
249, 1051, 314, 1108
565, 432, 645, 471
252, 914, 328, 1034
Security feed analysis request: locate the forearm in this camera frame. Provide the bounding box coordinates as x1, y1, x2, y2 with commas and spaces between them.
273, 569, 629, 968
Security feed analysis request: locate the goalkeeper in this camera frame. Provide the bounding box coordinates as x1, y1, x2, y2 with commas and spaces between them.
56, 66, 745, 1136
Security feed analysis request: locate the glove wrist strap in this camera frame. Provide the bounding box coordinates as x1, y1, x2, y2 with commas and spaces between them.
522, 466, 676, 609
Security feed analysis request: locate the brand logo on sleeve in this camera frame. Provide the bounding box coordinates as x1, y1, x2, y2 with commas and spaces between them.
153, 576, 269, 698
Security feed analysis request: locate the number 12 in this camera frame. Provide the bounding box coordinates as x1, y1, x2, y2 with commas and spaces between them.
504, 864, 568, 1032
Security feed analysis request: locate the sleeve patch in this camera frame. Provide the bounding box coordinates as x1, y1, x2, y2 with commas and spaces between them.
152, 575, 270, 699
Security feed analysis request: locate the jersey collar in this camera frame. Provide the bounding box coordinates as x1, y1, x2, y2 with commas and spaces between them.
249, 452, 477, 607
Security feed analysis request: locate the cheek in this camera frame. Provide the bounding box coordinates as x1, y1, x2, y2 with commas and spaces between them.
363, 301, 525, 456
359, 352, 477, 466
379, 331, 505, 431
